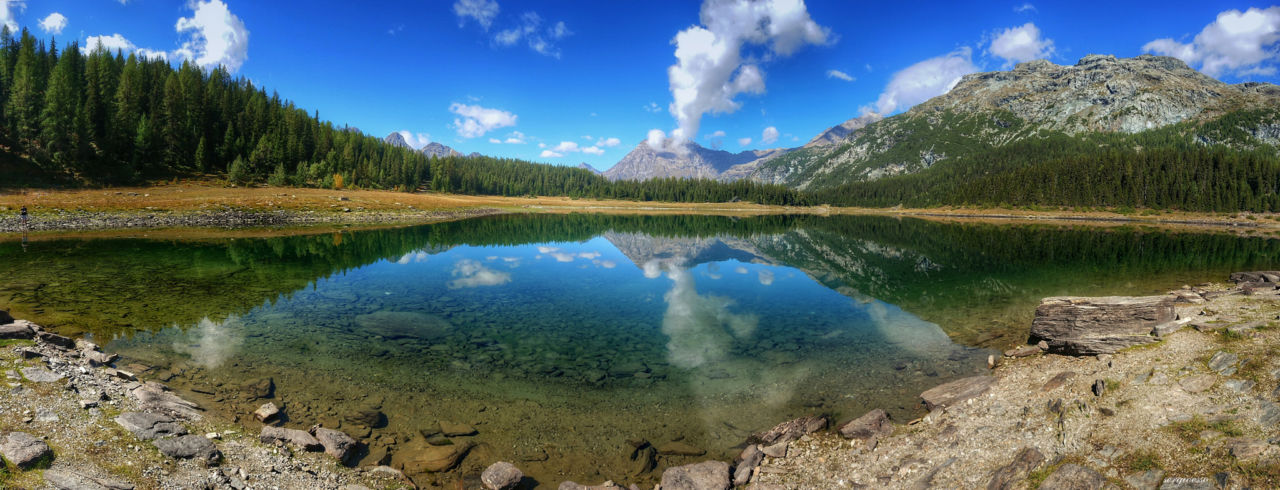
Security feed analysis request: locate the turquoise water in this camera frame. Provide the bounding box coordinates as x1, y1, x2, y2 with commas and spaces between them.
3, 214, 1280, 486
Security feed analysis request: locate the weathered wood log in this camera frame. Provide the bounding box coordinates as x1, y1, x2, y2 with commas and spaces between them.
920, 376, 996, 411
1029, 296, 1174, 355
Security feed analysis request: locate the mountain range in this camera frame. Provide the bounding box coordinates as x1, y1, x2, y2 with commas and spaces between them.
383, 133, 480, 159
605, 54, 1280, 196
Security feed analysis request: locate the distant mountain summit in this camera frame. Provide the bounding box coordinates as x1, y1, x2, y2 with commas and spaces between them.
577, 163, 602, 174
383, 132, 465, 158
603, 140, 789, 181
384, 132, 411, 149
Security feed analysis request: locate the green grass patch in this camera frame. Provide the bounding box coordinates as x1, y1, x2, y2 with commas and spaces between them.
1166, 416, 1244, 443
1234, 460, 1280, 487
1115, 449, 1163, 473
0, 338, 34, 348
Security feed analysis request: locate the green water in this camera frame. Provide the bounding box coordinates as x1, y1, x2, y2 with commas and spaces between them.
3, 214, 1280, 487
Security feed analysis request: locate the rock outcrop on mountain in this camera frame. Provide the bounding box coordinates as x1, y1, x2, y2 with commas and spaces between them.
603, 140, 789, 182
804, 114, 883, 148
420, 142, 462, 159
384, 132, 411, 149
749, 54, 1280, 190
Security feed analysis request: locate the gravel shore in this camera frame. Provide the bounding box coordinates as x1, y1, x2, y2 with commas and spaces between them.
0, 208, 505, 233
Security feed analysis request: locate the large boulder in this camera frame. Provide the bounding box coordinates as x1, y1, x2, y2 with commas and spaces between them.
153, 435, 220, 464
986, 447, 1045, 490
660, 461, 730, 490
114, 412, 187, 440
37, 331, 76, 349
838, 409, 894, 440
130, 383, 202, 420
396, 440, 475, 475
1029, 296, 1175, 355
921, 376, 997, 411
0, 322, 33, 339
313, 427, 358, 464
0, 431, 53, 469
260, 426, 321, 451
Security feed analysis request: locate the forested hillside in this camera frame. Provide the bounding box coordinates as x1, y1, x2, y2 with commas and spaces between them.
0, 29, 805, 205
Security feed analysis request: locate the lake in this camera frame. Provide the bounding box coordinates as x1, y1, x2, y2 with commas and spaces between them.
3, 214, 1279, 486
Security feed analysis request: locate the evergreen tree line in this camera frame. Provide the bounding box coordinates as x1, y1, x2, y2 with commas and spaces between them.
811, 116, 1280, 212
0, 28, 805, 205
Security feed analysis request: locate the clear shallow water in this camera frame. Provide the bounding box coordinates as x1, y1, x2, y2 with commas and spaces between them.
3, 215, 1280, 486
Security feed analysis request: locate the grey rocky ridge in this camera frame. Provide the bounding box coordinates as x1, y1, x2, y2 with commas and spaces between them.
383, 132, 466, 158
602, 54, 1280, 194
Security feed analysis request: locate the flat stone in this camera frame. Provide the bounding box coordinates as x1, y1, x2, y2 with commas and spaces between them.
37, 331, 76, 349
657, 441, 705, 456
398, 440, 474, 473
557, 482, 627, 490
1229, 271, 1280, 283
660, 460, 730, 490
838, 408, 894, 440
1124, 469, 1164, 490
1030, 296, 1173, 355
153, 434, 219, 464
115, 412, 187, 441
1208, 351, 1239, 376
1224, 379, 1255, 393
1226, 437, 1269, 460
35, 409, 59, 423
82, 350, 117, 367
20, 367, 64, 383
1259, 401, 1280, 426
439, 420, 476, 437
761, 441, 788, 458
733, 445, 763, 486
0, 431, 53, 469
986, 447, 1045, 490
313, 427, 357, 463
259, 426, 321, 451
0, 322, 34, 339
481, 461, 523, 490
1004, 345, 1041, 357
1039, 464, 1111, 489
748, 415, 827, 446
1179, 375, 1216, 394
253, 402, 280, 423
921, 376, 997, 410
1042, 372, 1076, 391
43, 469, 136, 490
130, 383, 202, 420
349, 409, 386, 428
242, 378, 274, 400
1158, 477, 1215, 490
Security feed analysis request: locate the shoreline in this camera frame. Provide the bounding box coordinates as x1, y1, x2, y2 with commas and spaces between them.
4, 274, 1278, 488
3, 183, 1280, 234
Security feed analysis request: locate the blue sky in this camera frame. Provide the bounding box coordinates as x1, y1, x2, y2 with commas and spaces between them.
9, 1, 1280, 169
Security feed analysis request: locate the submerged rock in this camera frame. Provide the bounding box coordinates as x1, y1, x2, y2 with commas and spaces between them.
354, 311, 453, 340
260, 426, 321, 451
438, 420, 475, 437
660, 460, 730, 490
254, 402, 281, 423
397, 440, 475, 474
1029, 296, 1175, 355
481, 461, 523, 490
130, 383, 202, 420
657, 441, 705, 456
558, 482, 627, 490
748, 415, 828, 446
313, 427, 358, 464
0, 431, 53, 469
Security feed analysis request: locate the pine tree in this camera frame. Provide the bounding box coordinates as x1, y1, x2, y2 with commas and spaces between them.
39, 44, 80, 171
6, 29, 44, 144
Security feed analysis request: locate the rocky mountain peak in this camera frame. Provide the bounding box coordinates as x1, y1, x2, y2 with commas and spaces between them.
604, 140, 790, 182
804, 113, 884, 148
420, 142, 462, 159
384, 132, 410, 149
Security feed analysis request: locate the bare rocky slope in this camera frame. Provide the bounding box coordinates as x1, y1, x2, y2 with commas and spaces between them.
383, 133, 464, 158
603, 141, 790, 182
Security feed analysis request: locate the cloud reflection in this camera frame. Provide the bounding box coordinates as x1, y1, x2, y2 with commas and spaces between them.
661, 265, 758, 369
173, 315, 244, 368
448, 259, 512, 288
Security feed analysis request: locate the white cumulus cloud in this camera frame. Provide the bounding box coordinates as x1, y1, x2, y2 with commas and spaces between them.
494, 11, 570, 58
450, 103, 517, 138
174, 0, 250, 73
582, 146, 604, 155
86, 33, 136, 53
647, 129, 667, 150
761, 126, 779, 144
454, 0, 499, 30
868, 47, 978, 115
644, 101, 663, 113
989, 22, 1054, 68
1013, 3, 1036, 13
598, 137, 621, 147
540, 150, 563, 158
0, 0, 22, 32
39, 12, 66, 34
826, 69, 854, 81
1143, 7, 1280, 77
665, 0, 830, 144
737, 137, 752, 146
552, 141, 579, 152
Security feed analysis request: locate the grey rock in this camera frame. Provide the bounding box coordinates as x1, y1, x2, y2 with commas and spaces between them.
986, 447, 1044, 490
761, 441, 788, 458
0, 322, 34, 339
656, 441, 705, 456
35, 409, 59, 423
20, 367, 64, 383
1179, 375, 1216, 393
259, 426, 321, 451
748, 415, 827, 446
82, 350, 117, 367
920, 376, 997, 410
481, 461, 523, 490
0, 431, 53, 469
733, 445, 763, 486
1124, 469, 1164, 490
1159, 477, 1215, 489
605, 140, 791, 183
838, 408, 894, 440
1261, 401, 1280, 426
153, 434, 220, 464
1042, 371, 1076, 391
115, 412, 187, 440
1226, 437, 1268, 460
253, 402, 280, 423
420, 142, 462, 158
43, 469, 135, 490
37, 331, 76, 349
1224, 379, 1254, 393
1229, 271, 1280, 283
558, 482, 626, 490
129, 383, 202, 420
660, 460, 731, 490
313, 427, 357, 463
1092, 379, 1106, 397
1039, 464, 1112, 489
1029, 296, 1174, 355
1208, 351, 1239, 375
1004, 345, 1041, 357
